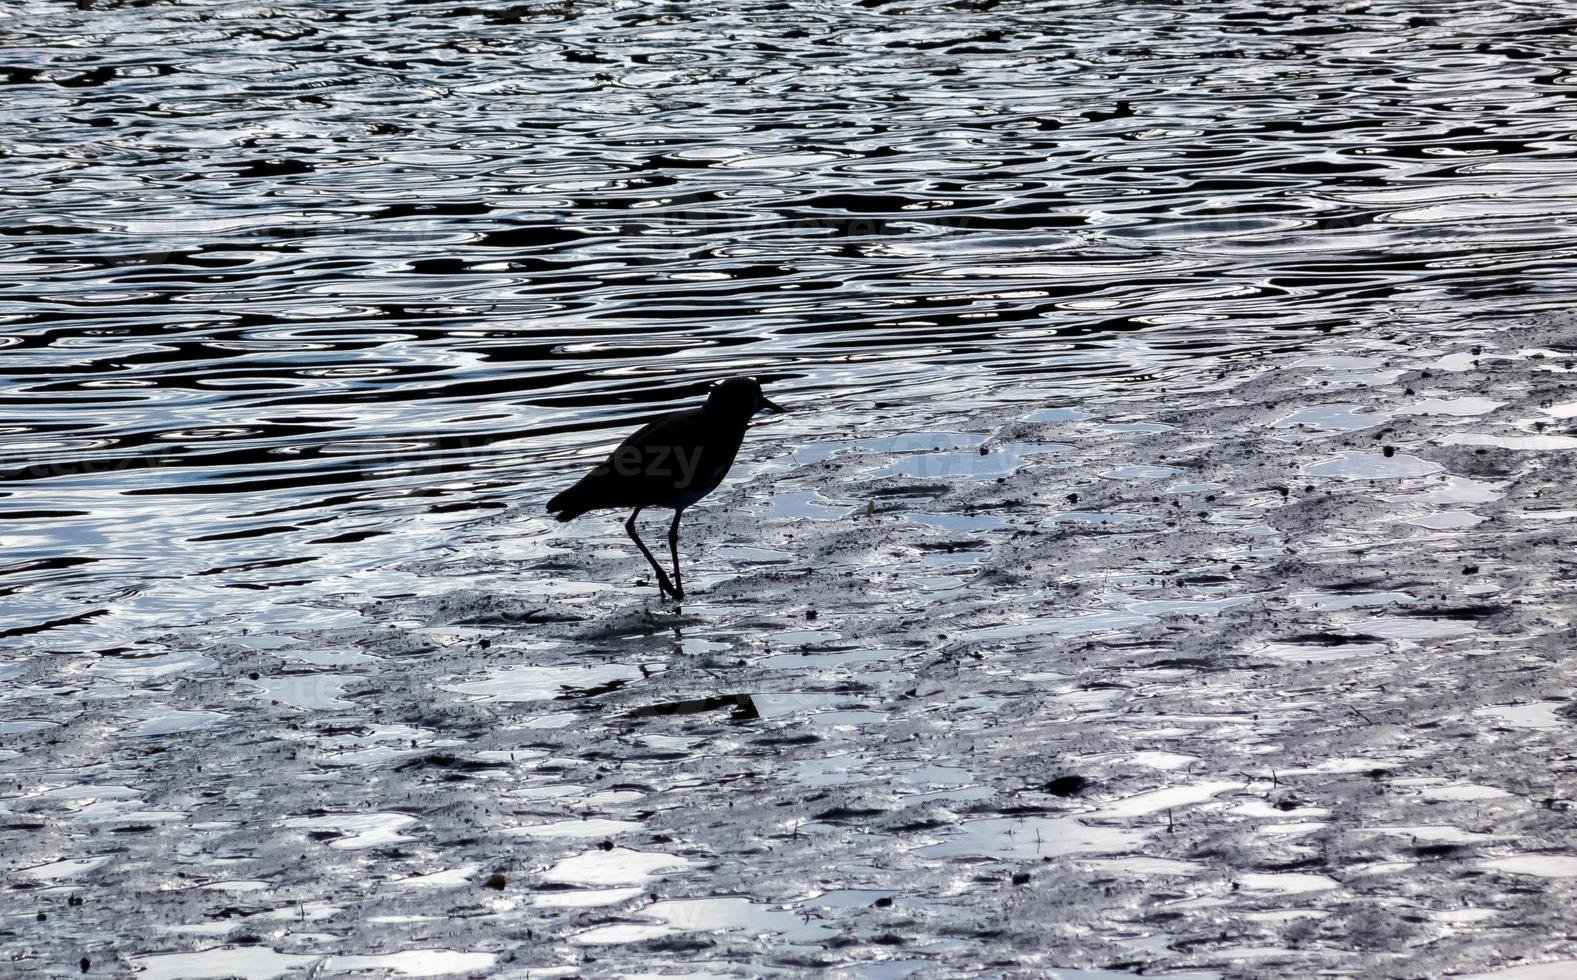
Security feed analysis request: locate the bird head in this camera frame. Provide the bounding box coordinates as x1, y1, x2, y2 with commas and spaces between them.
706, 377, 786, 419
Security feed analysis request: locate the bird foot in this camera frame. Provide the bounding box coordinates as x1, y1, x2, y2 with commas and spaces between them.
650, 572, 683, 603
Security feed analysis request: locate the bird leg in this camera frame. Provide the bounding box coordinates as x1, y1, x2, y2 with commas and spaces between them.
667, 509, 686, 601
625, 507, 678, 600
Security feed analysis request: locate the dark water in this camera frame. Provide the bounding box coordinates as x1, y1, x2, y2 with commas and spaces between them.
4, 0, 1577, 641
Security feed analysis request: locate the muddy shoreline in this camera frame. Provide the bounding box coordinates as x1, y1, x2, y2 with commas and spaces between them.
5, 316, 1577, 978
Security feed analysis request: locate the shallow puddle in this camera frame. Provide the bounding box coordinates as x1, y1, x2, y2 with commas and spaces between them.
1458, 962, 1577, 980
1442, 432, 1577, 451
509, 818, 644, 839
1304, 451, 1444, 480
1410, 782, 1513, 803
321, 950, 496, 976
878, 443, 1063, 481
918, 816, 1155, 860
131, 948, 321, 980
284, 812, 418, 850
18, 856, 113, 882
1365, 825, 1505, 844
445, 662, 655, 702
1235, 872, 1340, 895
1478, 856, 1577, 879
573, 896, 838, 947
1097, 780, 1242, 819
1101, 464, 1184, 480
1289, 591, 1413, 612
542, 848, 695, 886
89, 649, 216, 681
253, 673, 363, 710
1025, 408, 1095, 424
1274, 404, 1391, 432
768, 489, 858, 520
1398, 396, 1505, 417
532, 886, 646, 909
1477, 702, 1565, 731
123, 707, 231, 738
1124, 751, 1201, 771
1406, 511, 1485, 530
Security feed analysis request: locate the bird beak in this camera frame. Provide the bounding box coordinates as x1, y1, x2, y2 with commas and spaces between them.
758, 396, 787, 415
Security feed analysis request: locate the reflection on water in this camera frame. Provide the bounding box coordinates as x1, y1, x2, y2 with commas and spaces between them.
4, 0, 1577, 643
4, 3, 1577, 976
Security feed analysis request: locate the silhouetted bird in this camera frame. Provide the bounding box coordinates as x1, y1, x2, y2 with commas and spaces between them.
547, 378, 785, 601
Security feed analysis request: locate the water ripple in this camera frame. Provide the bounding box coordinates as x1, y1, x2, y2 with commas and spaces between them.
4, 0, 1577, 637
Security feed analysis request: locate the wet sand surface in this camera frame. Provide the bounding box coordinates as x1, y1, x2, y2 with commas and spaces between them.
6, 316, 1577, 978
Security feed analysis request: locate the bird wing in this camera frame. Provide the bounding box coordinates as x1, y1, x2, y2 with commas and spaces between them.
547, 408, 712, 515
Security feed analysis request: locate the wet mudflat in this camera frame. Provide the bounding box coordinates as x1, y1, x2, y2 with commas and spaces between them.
6, 317, 1577, 978
8, 0, 1577, 975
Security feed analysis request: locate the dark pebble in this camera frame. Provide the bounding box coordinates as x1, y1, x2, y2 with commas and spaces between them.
1045, 775, 1089, 797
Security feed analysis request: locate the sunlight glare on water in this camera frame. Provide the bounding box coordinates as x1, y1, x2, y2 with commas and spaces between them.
3, 0, 1577, 641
